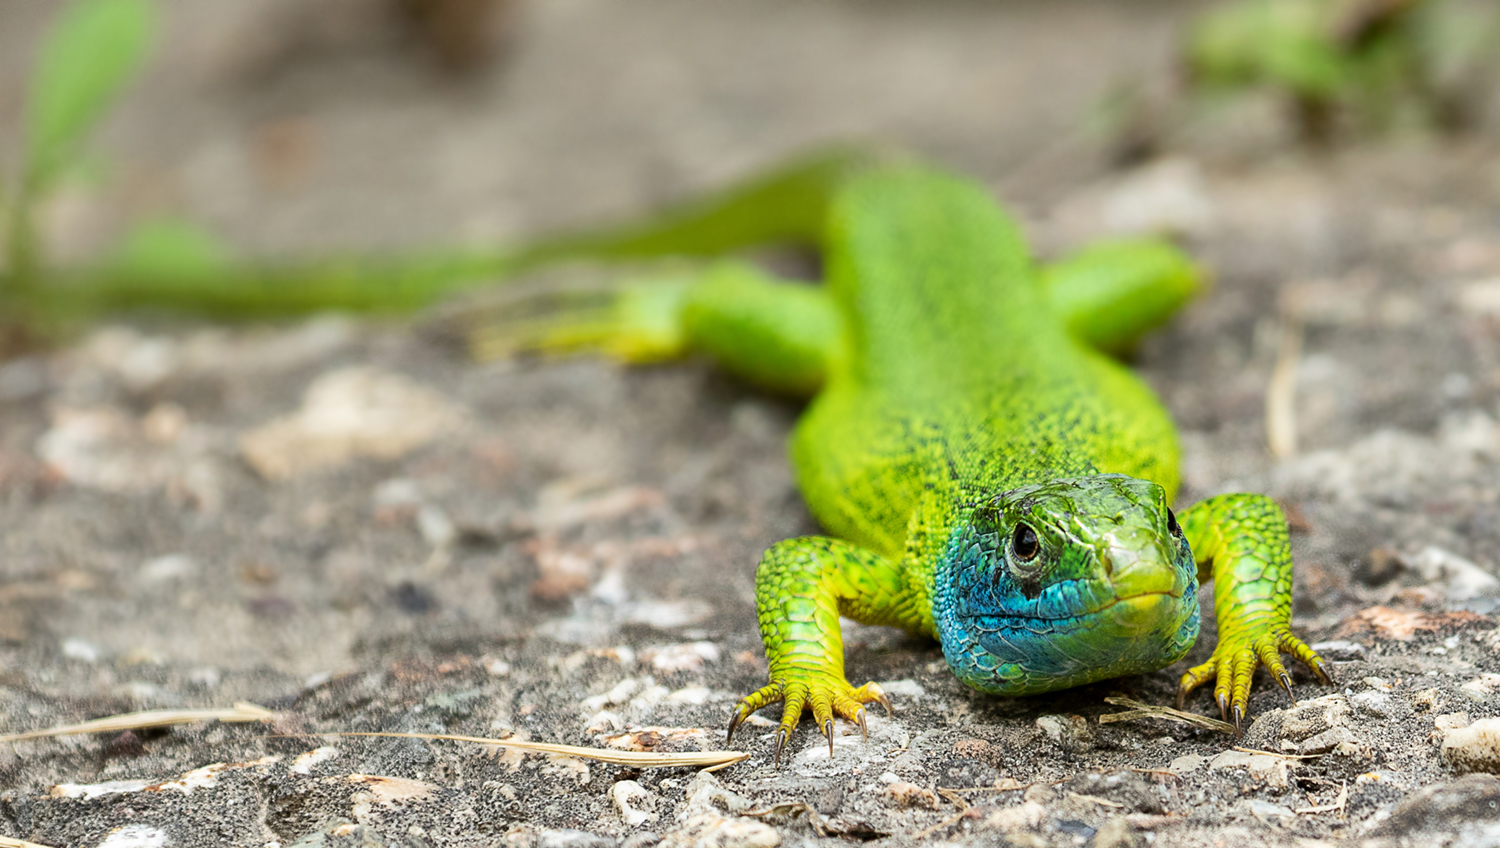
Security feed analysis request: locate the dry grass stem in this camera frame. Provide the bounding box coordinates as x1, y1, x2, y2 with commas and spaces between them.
1232, 746, 1322, 760
1267, 318, 1304, 459
0, 836, 60, 848
950, 777, 1031, 793
912, 787, 970, 839
1295, 782, 1348, 817
318, 731, 750, 771
1070, 792, 1125, 808
0, 703, 276, 743
1100, 696, 1236, 734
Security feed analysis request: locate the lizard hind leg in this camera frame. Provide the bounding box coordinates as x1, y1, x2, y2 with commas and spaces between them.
467, 264, 695, 363
470, 259, 843, 397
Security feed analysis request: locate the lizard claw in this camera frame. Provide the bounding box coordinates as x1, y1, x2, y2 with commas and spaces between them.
726, 681, 782, 743
1177, 624, 1329, 730
727, 675, 890, 765
725, 705, 747, 743
1310, 656, 1335, 686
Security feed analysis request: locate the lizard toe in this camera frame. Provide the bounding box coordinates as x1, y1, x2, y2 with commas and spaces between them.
727, 681, 785, 742
1278, 630, 1334, 685
1178, 625, 1334, 728
1175, 659, 1217, 711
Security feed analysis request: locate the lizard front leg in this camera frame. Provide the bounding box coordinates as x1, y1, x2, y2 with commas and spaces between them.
1176, 493, 1333, 733
729, 536, 926, 764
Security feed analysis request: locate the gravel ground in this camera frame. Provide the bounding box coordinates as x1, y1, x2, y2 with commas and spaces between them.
5, 2, 1500, 847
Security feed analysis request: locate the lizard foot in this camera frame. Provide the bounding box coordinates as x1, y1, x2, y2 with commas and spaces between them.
726, 674, 891, 765
1175, 624, 1333, 736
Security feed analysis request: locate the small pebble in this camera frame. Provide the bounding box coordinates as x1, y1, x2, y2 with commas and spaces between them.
881, 780, 940, 809
1238, 799, 1295, 821
876, 679, 926, 698
1350, 689, 1402, 720
141, 554, 197, 582
610, 780, 659, 826
1036, 714, 1093, 753
61, 638, 101, 663
1309, 641, 1367, 662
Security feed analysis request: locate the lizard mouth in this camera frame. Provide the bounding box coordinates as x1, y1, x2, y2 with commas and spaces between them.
987, 587, 1180, 622
965, 572, 1187, 626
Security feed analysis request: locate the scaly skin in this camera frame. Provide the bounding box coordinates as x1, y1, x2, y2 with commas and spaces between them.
477, 151, 1331, 763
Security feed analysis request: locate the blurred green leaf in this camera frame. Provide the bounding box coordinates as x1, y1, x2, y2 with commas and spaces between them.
1188, 0, 1346, 99
25, 0, 154, 194
108, 217, 231, 283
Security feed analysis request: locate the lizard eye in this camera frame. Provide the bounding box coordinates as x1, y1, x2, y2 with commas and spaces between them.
1166, 508, 1182, 538
1011, 523, 1040, 562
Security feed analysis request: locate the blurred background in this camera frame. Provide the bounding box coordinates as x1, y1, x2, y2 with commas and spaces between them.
4, 3, 1500, 843
2, 0, 1491, 290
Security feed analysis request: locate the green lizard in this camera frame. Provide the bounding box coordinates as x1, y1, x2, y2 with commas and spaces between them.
477, 150, 1331, 762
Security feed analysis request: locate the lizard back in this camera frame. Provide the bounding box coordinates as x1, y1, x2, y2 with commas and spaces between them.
789, 167, 1182, 560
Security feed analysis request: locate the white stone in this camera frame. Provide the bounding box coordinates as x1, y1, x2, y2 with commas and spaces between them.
62, 638, 102, 663
643, 642, 721, 673
97, 824, 168, 848
876, 679, 926, 698
1461, 674, 1500, 704
585, 710, 624, 733
1238, 799, 1295, 821
289, 746, 339, 775
240, 366, 467, 480
610, 780, 659, 826
667, 687, 713, 705
416, 506, 457, 548
1167, 753, 1207, 774
1209, 750, 1292, 789
983, 801, 1048, 833
141, 553, 197, 582
1410, 546, 1500, 600
1350, 690, 1400, 720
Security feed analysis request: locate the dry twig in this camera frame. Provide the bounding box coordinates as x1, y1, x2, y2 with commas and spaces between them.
1099, 697, 1235, 734
0, 703, 276, 743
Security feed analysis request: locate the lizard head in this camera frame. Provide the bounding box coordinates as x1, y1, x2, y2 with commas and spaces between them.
932, 474, 1200, 696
